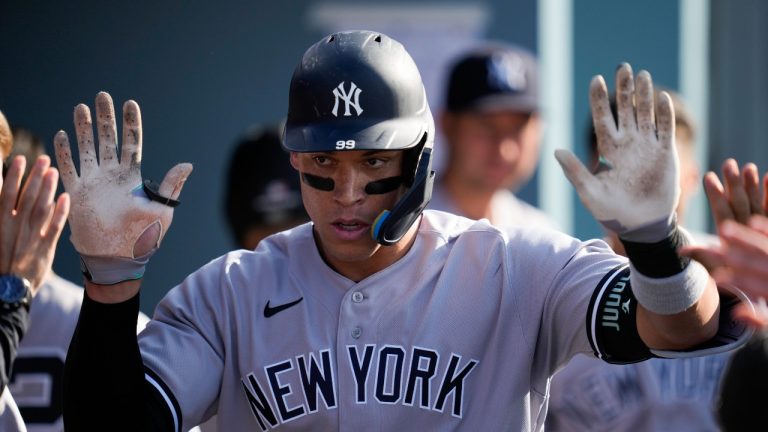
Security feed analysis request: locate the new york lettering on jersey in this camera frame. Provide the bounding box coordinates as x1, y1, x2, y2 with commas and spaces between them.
241, 346, 478, 430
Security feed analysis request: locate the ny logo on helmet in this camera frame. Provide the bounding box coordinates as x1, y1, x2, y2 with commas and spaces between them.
332, 81, 363, 117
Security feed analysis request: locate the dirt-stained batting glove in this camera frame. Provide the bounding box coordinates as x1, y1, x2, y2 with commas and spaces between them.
54, 92, 193, 284
555, 63, 680, 242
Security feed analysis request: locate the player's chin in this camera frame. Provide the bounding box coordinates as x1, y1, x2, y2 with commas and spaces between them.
322, 237, 380, 264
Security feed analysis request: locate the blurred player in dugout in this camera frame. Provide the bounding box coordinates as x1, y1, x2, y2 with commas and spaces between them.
224, 125, 308, 250
429, 43, 559, 231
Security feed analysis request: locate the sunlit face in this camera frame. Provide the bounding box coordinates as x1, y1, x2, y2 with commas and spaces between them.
290, 150, 406, 276
442, 111, 542, 192
674, 126, 699, 221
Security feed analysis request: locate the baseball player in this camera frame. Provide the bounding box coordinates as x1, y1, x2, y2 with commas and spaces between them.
0, 112, 70, 432
224, 125, 309, 250
429, 43, 559, 230
60, 31, 748, 431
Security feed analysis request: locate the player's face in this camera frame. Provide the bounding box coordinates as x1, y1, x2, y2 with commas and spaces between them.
442, 111, 541, 192
290, 150, 410, 280
674, 126, 699, 222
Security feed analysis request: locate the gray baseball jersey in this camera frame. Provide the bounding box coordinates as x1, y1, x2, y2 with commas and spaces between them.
547, 353, 730, 431
428, 186, 561, 232
7, 274, 149, 432
138, 210, 629, 431
0, 388, 26, 432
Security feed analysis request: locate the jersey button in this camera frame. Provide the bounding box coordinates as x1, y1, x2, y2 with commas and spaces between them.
352, 291, 364, 303
351, 326, 362, 339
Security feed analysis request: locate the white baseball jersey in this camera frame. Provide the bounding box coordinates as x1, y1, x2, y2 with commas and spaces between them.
7, 274, 149, 432
547, 353, 730, 431
139, 210, 627, 431
428, 186, 561, 232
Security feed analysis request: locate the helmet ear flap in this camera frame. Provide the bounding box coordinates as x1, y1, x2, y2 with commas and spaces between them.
371, 144, 435, 246
401, 132, 428, 187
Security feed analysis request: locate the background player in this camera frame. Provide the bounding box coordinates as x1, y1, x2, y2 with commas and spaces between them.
224, 124, 308, 250
429, 43, 559, 230
60, 31, 739, 431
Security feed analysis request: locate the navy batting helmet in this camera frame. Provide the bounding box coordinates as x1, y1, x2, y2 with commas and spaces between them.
283, 30, 435, 246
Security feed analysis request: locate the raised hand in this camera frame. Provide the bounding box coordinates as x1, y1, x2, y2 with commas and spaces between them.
555, 63, 679, 240
703, 158, 767, 226
0, 110, 70, 293
54, 92, 192, 284
0, 156, 70, 292
681, 160, 768, 327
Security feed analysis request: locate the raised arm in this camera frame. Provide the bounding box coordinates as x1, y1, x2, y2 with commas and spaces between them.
556, 63, 719, 350
0, 111, 70, 391
56, 92, 192, 430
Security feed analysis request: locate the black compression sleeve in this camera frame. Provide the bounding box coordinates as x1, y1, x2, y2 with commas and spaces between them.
64, 292, 176, 432
0, 305, 29, 391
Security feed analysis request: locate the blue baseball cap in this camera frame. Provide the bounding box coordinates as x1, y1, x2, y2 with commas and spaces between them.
445, 44, 539, 114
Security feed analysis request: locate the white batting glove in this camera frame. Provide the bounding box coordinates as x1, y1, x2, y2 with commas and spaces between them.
54, 92, 193, 284
555, 63, 680, 242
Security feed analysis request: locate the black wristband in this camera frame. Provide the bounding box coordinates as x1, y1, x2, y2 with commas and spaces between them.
620, 224, 690, 278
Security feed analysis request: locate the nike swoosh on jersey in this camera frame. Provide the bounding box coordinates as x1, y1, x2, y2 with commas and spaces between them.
263, 297, 304, 318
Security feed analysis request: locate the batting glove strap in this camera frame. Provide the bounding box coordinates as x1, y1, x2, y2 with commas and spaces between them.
629, 259, 708, 315
615, 214, 676, 244
79, 249, 157, 285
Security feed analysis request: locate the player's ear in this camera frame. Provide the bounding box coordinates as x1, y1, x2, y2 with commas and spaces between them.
289, 152, 301, 171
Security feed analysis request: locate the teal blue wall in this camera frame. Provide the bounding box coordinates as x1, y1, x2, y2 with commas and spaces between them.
571, 0, 680, 240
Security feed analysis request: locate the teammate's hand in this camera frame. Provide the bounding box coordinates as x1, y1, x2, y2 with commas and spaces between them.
0, 156, 69, 294
54, 92, 192, 273
555, 63, 680, 239
681, 160, 767, 270
681, 160, 768, 328
703, 159, 767, 226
